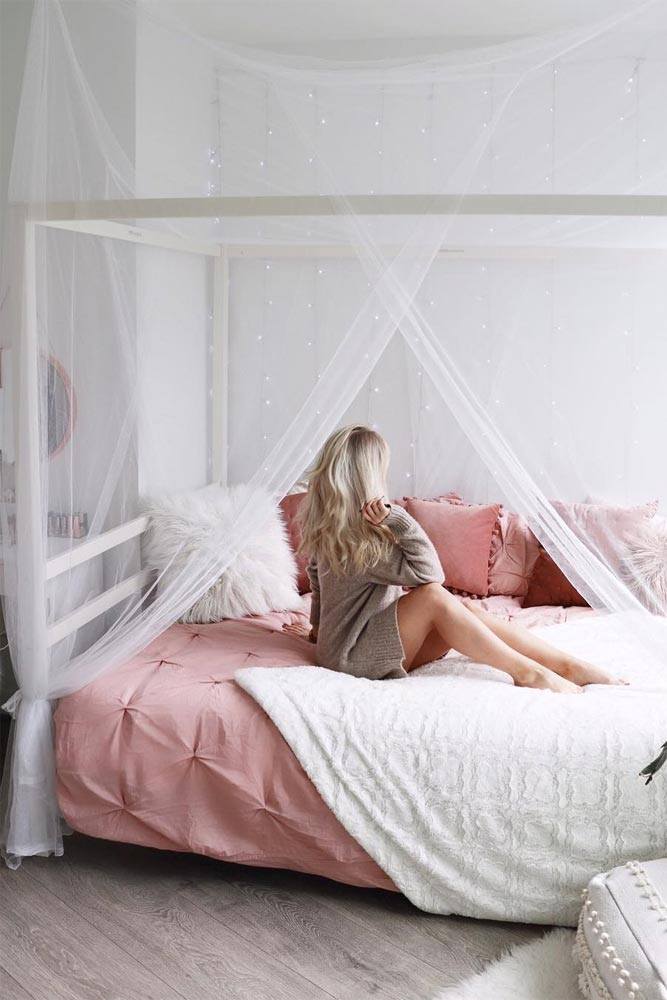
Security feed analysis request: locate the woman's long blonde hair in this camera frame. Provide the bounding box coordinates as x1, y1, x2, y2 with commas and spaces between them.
298, 425, 394, 575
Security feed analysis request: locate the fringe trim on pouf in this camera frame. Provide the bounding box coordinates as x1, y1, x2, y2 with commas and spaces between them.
574, 867, 650, 1000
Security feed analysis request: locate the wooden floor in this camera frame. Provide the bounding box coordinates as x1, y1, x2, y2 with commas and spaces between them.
0, 833, 544, 1000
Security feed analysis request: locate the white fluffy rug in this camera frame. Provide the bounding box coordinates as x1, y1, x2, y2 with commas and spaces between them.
435, 930, 579, 1000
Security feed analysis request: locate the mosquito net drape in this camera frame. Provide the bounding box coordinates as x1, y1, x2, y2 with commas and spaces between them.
2, 0, 667, 866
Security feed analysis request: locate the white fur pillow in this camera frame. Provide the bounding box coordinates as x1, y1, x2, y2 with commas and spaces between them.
142, 484, 302, 622
622, 515, 667, 614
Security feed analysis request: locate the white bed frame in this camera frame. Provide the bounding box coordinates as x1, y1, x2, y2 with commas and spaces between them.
18, 192, 667, 650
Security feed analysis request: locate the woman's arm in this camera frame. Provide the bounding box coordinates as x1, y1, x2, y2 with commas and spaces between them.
367, 504, 445, 588
306, 558, 320, 639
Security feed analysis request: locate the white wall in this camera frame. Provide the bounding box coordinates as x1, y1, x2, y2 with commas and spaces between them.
213, 45, 667, 506
131, 9, 667, 509
135, 247, 209, 496
134, 17, 211, 496
0, 1, 33, 255
158, 0, 638, 51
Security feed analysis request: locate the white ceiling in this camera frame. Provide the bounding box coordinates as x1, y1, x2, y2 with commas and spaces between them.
155, 0, 646, 53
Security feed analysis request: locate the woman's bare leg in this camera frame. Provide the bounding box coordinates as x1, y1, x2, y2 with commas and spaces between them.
409, 627, 451, 669
461, 599, 626, 686
397, 584, 581, 693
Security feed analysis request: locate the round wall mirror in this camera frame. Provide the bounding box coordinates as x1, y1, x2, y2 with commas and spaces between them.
0, 349, 76, 461
45, 355, 76, 458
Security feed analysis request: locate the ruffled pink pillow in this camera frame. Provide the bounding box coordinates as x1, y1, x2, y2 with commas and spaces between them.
488, 511, 540, 598
395, 492, 463, 509
279, 492, 310, 594
405, 497, 501, 596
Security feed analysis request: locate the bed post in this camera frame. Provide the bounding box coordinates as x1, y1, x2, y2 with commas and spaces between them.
14, 218, 49, 693
211, 246, 229, 486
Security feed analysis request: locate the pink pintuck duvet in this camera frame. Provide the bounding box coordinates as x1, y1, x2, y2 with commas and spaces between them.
55, 595, 592, 887
55, 603, 393, 889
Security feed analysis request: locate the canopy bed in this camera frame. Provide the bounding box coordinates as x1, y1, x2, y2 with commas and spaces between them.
1, 0, 667, 926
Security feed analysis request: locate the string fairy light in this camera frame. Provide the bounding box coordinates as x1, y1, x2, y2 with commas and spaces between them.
624, 260, 639, 500
205, 72, 226, 476
207, 71, 224, 227
546, 259, 558, 456
216, 54, 651, 492
424, 81, 436, 167
308, 262, 321, 399
306, 86, 320, 179
207, 309, 215, 476
258, 83, 271, 170
550, 62, 557, 192
377, 87, 386, 189
259, 260, 271, 454
480, 260, 501, 496
409, 356, 425, 488
632, 58, 642, 184
367, 353, 376, 424
485, 70, 496, 192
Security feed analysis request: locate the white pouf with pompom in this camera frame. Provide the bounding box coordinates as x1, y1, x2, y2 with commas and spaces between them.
576, 860, 667, 1000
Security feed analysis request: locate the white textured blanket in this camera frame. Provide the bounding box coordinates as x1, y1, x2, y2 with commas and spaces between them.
236, 616, 667, 925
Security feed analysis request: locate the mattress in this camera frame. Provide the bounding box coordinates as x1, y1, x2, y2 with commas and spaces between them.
54, 594, 593, 888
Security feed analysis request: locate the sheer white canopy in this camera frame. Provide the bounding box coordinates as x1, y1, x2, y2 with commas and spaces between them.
2, 0, 667, 865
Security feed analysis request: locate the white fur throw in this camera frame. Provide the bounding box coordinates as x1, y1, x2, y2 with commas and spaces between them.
623, 516, 667, 614
237, 615, 667, 925
142, 484, 302, 622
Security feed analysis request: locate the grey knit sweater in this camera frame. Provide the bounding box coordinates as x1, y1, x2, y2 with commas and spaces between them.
307, 504, 444, 680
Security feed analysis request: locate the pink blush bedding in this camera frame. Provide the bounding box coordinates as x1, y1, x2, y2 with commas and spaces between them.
55, 603, 394, 890
54, 596, 594, 888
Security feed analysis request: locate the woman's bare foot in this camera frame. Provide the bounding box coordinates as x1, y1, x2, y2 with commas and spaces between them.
560, 657, 629, 687
514, 663, 583, 694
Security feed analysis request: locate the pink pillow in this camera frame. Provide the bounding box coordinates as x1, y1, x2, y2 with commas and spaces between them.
523, 548, 589, 609
405, 498, 501, 597
401, 492, 463, 506
279, 493, 310, 594
551, 499, 658, 569
488, 511, 540, 598
523, 499, 658, 608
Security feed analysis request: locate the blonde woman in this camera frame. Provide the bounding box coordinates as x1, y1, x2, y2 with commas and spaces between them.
284, 425, 623, 692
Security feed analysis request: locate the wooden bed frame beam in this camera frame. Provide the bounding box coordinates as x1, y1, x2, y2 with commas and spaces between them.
46, 568, 154, 649
26, 189, 667, 647
45, 516, 149, 581
39, 219, 222, 257
35, 193, 667, 222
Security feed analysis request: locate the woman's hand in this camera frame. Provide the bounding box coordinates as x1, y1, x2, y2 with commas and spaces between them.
361, 496, 390, 525
282, 620, 317, 643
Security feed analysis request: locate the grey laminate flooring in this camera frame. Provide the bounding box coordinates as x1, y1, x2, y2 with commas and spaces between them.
0, 833, 544, 1000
